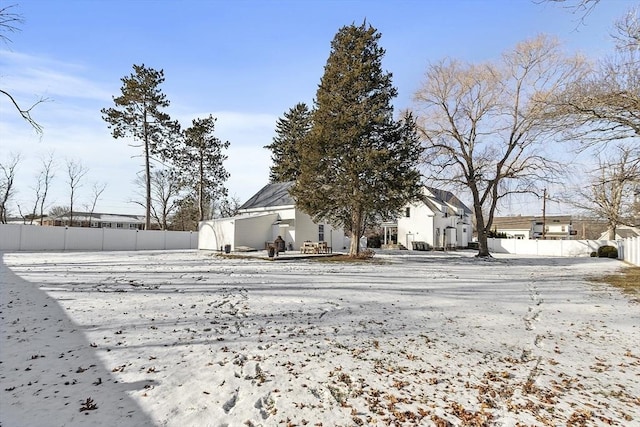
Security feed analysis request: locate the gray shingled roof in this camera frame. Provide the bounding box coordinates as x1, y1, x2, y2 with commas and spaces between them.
424, 187, 472, 215
238, 181, 296, 210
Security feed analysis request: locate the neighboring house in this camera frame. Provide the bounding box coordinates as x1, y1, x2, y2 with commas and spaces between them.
492, 215, 575, 240
4, 216, 37, 225
597, 225, 640, 240
42, 212, 146, 230
199, 182, 347, 252
389, 187, 473, 250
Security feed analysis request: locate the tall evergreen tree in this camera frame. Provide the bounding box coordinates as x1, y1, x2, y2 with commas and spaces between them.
264, 102, 311, 183
291, 22, 423, 256
101, 64, 180, 230
175, 115, 230, 222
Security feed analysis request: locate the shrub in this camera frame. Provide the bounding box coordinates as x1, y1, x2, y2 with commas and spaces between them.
354, 249, 376, 259
366, 234, 382, 248
590, 251, 597, 257
597, 245, 618, 259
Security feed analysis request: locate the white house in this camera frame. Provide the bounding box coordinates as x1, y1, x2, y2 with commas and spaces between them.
42, 212, 146, 230
391, 187, 473, 250
198, 182, 347, 252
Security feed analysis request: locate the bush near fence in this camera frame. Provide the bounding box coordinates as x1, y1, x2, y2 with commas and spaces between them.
0, 224, 197, 251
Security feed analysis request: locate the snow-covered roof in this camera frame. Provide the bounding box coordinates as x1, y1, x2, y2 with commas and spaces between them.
52, 212, 145, 223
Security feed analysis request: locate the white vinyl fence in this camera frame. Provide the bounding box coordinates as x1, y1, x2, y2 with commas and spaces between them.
0, 224, 197, 251
487, 237, 640, 266
619, 236, 640, 266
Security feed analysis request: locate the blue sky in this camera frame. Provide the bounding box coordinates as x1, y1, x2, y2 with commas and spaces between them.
0, 0, 635, 217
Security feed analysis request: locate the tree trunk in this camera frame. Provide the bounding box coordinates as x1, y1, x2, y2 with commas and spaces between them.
348, 209, 363, 257
608, 226, 616, 240
144, 121, 152, 231
474, 203, 491, 257
198, 157, 205, 221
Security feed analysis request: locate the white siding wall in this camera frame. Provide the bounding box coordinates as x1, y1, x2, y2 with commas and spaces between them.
198, 218, 235, 251
294, 210, 322, 247
398, 202, 434, 248
235, 214, 279, 250
457, 220, 471, 247
433, 215, 459, 248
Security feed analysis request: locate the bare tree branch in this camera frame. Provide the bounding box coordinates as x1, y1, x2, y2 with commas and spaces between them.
0, 4, 23, 44
0, 89, 49, 135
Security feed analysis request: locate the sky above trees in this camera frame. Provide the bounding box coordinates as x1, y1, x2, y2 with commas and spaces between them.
0, 0, 633, 216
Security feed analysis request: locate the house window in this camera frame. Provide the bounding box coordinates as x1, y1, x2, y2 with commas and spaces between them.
318, 224, 325, 242
561, 225, 565, 232
103, 223, 112, 228
405, 207, 410, 218
116, 223, 124, 229
129, 224, 138, 229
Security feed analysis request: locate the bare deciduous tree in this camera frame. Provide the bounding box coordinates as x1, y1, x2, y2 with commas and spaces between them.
414, 35, 586, 257
48, 205, 69, 219
65, 159, 88, 227
132, 169, 182, 230
37, 153, 56, 224
0, 153, 21, 223
214, 195, 241, 219
22, 152, 56, 224
566, 144, 640, 238
85, 181, 107, 226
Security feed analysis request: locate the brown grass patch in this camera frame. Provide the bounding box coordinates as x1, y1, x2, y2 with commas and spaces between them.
590, 265, 640, 303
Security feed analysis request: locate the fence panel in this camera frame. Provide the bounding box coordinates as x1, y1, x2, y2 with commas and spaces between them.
622, 236, 639, 266
0, 224, 197, 251
65, 227, 104, 250
487, 237, 638, 266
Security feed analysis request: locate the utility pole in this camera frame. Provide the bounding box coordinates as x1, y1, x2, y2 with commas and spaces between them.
542, 188, 547, 240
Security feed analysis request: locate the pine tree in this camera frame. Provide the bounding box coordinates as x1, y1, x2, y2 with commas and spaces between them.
264, 102, 311, 183
291, 22, 423, 256
101, 64, 180, 230
176, 115, 230, 222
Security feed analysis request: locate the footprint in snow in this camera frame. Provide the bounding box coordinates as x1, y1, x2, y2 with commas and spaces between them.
223, 388, 239, 413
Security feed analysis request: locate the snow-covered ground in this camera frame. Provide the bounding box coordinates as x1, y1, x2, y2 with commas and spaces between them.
1, 250, 638, 427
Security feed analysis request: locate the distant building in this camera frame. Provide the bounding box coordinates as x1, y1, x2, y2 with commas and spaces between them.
492, 215, 575, 240
42, 212, 146, 230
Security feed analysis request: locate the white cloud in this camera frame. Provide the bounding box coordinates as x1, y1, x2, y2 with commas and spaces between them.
0, 50, 112, 101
